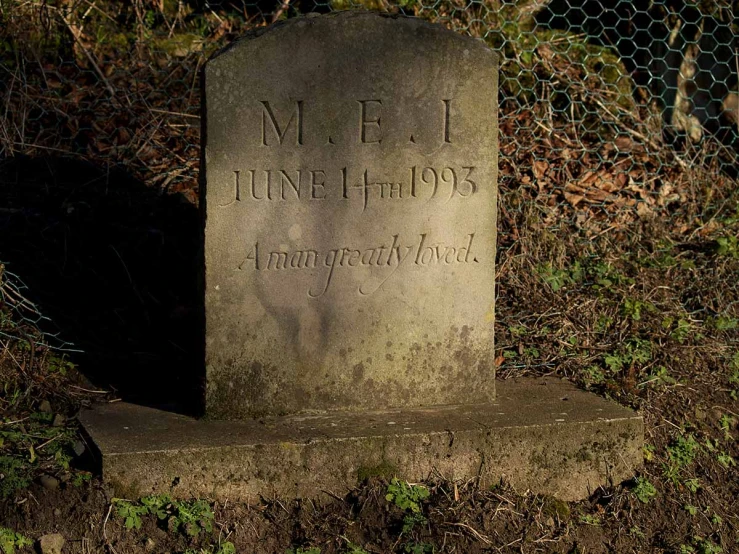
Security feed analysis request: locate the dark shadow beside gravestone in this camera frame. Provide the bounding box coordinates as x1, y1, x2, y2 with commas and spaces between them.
0, 155, 203, 415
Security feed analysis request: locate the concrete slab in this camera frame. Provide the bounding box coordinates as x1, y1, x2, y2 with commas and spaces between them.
80, 379, 642, 501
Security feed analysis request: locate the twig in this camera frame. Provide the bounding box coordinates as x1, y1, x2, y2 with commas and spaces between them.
272, 0, 292, 23
593, 98, 689, 170
149, 108, 200, 119
69, 385, 109, 394
58, 13, 123, 105
445, 522, 492, 544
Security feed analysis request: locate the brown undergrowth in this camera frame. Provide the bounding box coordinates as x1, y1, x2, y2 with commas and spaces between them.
1, 1, 738, 553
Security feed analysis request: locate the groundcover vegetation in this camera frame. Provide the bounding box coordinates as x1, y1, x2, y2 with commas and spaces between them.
1, 1, 738, 553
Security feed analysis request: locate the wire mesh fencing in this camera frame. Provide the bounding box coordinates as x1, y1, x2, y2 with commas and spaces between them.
0, 1, 736, 200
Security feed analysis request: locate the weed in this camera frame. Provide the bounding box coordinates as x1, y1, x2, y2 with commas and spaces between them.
716, 452, 735, 468
707, 316, 738, 331
286, 548, 321, 554
401, 512, 428, 534
386, 479, 429, 513
664, 434, 701, 485
589, 261, 634, 289
71, 471, 92, 487
685, 505, 699, 516
343, 542, 369, 554
579, 514, 601, 526
595, 315, 613, 333
508, 325, 527, 337
715, 235, 738, 258
628, 526, 645, 538
689, 536, 724, 554
537, 263, 576, 292
582, 365, 605, 386
113, 498, 149, 530
711, 514, 723, 526
632, 477, 657, 504
0, 527, 32, 554
46, 353, 75, 375
684, 479, 701, 493
622, 298, 655, 321
403, 542, 434, 553
114, 495, 215, 537
642, 444, 655, 462
0, 455, 32, 499
603, 338, 651, 373
184, 543, 235, 554
641, 366, 676, 387
386, 478, 431, 534
718, 415, 734, 439
662, 317, 691, 343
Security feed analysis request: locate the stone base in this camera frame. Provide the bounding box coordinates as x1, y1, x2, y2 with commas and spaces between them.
80, 379, 642, 501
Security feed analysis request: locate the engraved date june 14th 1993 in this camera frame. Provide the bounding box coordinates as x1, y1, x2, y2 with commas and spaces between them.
219, 165, 478, 211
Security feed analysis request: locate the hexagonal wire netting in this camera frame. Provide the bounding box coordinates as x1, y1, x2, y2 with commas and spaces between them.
0, 1, 736, 348
0, 1, 735, 196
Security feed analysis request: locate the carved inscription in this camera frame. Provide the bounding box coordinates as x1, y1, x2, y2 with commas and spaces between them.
220, 166, 479, 210
253, 98, 452, 147
224, 96, 485, 300
239, 233, 479, 297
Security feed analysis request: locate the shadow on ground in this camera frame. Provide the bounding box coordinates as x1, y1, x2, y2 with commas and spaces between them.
0, 155, 203, 415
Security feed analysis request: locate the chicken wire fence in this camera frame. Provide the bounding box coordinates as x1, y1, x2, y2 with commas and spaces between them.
1, 0, 737, 193
0, 1, 736, 248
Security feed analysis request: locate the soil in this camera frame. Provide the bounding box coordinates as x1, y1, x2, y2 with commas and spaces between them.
1, 2, 738, 553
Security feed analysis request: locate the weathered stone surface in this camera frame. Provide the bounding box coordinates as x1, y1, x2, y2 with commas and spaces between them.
80, 379, 643, 501
203, 12, 499, 418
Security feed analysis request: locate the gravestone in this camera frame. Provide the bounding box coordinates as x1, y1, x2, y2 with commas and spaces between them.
203, 12, 497, 418
81, 12, 643, 501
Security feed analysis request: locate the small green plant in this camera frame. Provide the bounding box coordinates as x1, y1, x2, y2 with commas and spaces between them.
386, 478, 430, 533
184, 543, 236, 554
684, 478, 701, 493
114, 495, 215, 537
719, 414, 734, 439
537, 263, 576, 292
582, 365, 605, 386
662, 317, 691, 343
386, 478, 429, 513
689, 536, 723, 554
113, 498, 149, 530
632, 477, 657, 504
716, 452, 735, 468
639, 366, 676, 388
715, 235, 738, 258
46, 353, 75, 375
664, 434, 701, 484
711, 513, 723, 526
286, 548, 321, 554
343, 541, 369, 554
579, 514, 601, 526
589, 261, 633, 289
707, 316, 738, 331
594, 315, 614, 333
0, 455, 31, 499
622, 298, 655, 321
0, 528, 32, 554
685, 504, 699, 516
508, 325, 527, 337
403, 542, 434, 554
603, 338, 652, 373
